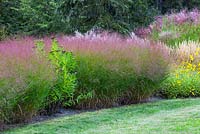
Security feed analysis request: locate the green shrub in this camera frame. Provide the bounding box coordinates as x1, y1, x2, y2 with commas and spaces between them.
0, 0, 65, 36
46, 40, 77, 111
161, 43, 200, 98
18, 0, 65, 35
149, 0, 200, 14
161, 68, 200, 98
2, 0, 200, 36
0, 26, 7, 40
59, 0, 158, 34
0, 0, 21, 35
1, 0, 158, 36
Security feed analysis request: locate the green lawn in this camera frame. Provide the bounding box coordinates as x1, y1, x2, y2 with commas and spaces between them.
4, 98, 200, 134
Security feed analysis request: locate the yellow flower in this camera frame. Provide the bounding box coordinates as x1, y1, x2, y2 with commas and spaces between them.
191, 91, 195, 96
186, 63, 192, 69
189, 55, 194, 61
175, 73, 179, 78
195, 51, 199, 56
192, 65, 196, 71
177, 80, 181, 85
197, 48, 200, 52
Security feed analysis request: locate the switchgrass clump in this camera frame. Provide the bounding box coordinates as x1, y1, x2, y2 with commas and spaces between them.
0, 44, 55, 123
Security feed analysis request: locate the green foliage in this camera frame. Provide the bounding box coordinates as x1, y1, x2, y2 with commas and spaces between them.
150, 22, 200, 47
35, 40, 78, 112
47, 40, 77, 107
18, 0, 64, 35
0, 39, 78, 124
0, 26, 7, 40
186, 0, 200, 10
1, 0, 158, 36
60, 0, 158, 34
0, 0, 21, 34
166, 24, 200, 47
161, 0, 185, 13
1, 0, 200, 36
161, 68, 200, 98
149, 0, 200, 14
161, 46, 200, 98
0, 0, 65, 36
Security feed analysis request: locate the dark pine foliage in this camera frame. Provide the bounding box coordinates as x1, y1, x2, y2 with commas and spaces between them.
1, 0, 200, 37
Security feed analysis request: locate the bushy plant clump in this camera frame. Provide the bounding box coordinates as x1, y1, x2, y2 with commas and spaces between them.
161, 68, 200, 98
137, 10, 200, 98
55, 32, 170, 108
41, 40, 78, 113
0, 39, 77, 124
161, 41, 200, 98
60, 0, 158, 34
2, 0, 200, 37
0, 33, 170, 113
0, 48, 55, 123
1, 0, 158, 36
0, 0, 64, 36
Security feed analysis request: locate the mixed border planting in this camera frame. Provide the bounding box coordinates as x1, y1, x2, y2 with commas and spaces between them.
1, 9, 200, 132
0, 33, 170, 125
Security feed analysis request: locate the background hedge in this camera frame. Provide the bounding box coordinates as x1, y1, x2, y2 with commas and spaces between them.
1, 0, 200, 37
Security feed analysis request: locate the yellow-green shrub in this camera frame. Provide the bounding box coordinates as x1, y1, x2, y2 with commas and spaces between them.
162, 43, 200, 98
